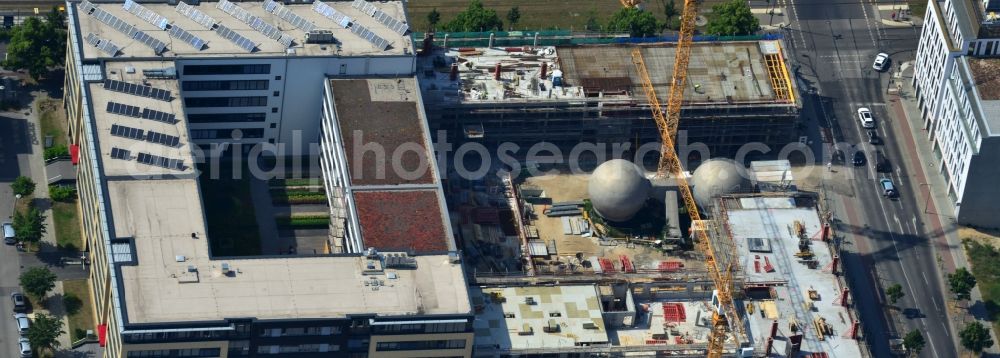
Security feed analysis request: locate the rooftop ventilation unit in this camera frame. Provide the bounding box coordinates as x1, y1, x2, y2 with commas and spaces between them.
305, 29, 336, 44
143, 67, 177, 79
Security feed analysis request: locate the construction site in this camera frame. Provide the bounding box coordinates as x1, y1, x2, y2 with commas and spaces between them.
451, 156, 865, 356
417, 39, 801, 159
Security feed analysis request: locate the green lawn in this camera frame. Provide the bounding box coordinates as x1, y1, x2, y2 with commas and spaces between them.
51, 201, 82, 251
964, 239, 1000, 334
62, 279, 95, 342
38, 99, 67, 148
908, 0, 926, 19
199, 163, 262, 256
407, 0, 688, 32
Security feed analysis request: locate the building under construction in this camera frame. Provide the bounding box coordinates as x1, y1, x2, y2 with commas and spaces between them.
418, 40, 800, 159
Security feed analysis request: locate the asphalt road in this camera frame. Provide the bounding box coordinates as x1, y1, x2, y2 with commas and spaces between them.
781, 0, 954, 356
0, 115, 30, 358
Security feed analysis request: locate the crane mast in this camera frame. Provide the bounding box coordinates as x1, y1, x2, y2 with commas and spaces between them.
631, 0, 744, 356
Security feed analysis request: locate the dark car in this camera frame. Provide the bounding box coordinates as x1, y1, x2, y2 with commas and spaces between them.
853, 151, 866, 166
867, 129, 881, 145
11, 293, 26, 313
875, 151, 891, 172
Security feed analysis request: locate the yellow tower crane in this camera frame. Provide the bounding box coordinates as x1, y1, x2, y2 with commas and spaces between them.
630, 1, 744, 357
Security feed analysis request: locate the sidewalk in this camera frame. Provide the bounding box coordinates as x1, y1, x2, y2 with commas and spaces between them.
888, 61, 1000, 354
874, 4, 924, 28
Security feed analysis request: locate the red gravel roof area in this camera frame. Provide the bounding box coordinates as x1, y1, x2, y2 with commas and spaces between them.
330, 79, 435, 186
353, 190, 450, 254
968, 58, 1000, 100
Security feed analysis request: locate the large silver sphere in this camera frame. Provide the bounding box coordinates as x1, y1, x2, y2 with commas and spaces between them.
588, 159, 651, 222
691, 159, 747, 207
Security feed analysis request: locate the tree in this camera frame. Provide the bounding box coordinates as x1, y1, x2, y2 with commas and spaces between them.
27, 313, 64, 354
12, 176, 36, 197
886, 283, 904, 305
948, 267, 977, 301
13, 205, 46, 245
427, 8, 441, 31
441, 0, 503, 32
19, 267, 57, 299
506, 7, 521, 30
43, 144, 69, 161
903, 330, 925, 356
2, 8, 66, 80
959, 321, 995, 353
661, 0, 679, 29
49, 185, 76, 202
606, 7, 661, 38
705, 0, 760, 36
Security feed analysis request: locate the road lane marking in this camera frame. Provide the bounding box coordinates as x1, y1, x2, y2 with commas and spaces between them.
786, 0, 806, 49
922, 271, 929, 285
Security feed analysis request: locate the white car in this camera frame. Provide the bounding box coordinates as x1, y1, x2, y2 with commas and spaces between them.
13, 313, 29, 336
19, 337, 31, 358
858, 107, 876, 128
873, 53, 889, 71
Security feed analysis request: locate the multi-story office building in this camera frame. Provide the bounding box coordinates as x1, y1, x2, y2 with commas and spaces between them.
65, 1, 473, 357
912, 0, 1000, 227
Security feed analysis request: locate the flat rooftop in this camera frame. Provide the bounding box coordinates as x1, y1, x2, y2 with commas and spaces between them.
329, 78, 435, 186
90, 61, 196, 178
108, 178, 469, 323
968, 57, 1000, 101
353, 189, 452, 253
419, 41, 796, 106
472, 285, 609, 350
723, 195, 862, 357
74, 0, 411, 59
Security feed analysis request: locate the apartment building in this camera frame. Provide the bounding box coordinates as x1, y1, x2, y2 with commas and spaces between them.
64, 1, 473, 357
912, 0, 1000, 227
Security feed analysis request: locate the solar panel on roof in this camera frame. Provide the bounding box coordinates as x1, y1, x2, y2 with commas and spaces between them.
175, 1, 217, 29
144, 130, 180, 147
141, 108, 177, 124
110, 124, 145, 140
104, 79, 172, 101
123, 0, 169, 30
86, 5, 167, 54
79, 0, 96, 14
353, 0, 409, 35
215, 24, 256, 52
217, 0, 293, 47
264, 0, 317, 33
110, 147, 131, 160
137, 152, 185, 170
312, 1, 351, 29
132, 31, 168, 54
85, 33, 121, 56
107, 102, 142, 118
167, 25, 206, 50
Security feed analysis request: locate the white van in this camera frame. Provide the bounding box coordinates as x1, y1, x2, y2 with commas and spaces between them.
3, 222, 14, 245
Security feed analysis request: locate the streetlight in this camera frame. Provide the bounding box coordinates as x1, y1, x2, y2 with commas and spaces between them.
10, 193, 21, 219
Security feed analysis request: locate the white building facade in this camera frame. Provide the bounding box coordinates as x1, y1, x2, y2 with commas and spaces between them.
913, 0, 1000, 227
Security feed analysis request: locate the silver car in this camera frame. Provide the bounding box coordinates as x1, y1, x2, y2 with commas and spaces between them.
873, 53, 889, 71
19, 337, 32, 358
13, 313, 30, 336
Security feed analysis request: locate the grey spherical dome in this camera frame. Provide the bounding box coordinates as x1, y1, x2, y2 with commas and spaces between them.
588, 159, 652, 222
690, 159, 747, 207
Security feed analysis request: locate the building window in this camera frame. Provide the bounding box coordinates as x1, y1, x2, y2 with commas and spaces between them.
190, 128, 265, 140
182, 80, 269, 91
375, 339, 466, 352
269, 123, 276, 128
275, 75, 282, 80
183, 64, 270, 75
339, 64, 347, 75
187, 113, 266, 123
184, 96, 268, 108
126, 348, 221, 358
271, 107, 278, 113
272, 91, 280, 97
